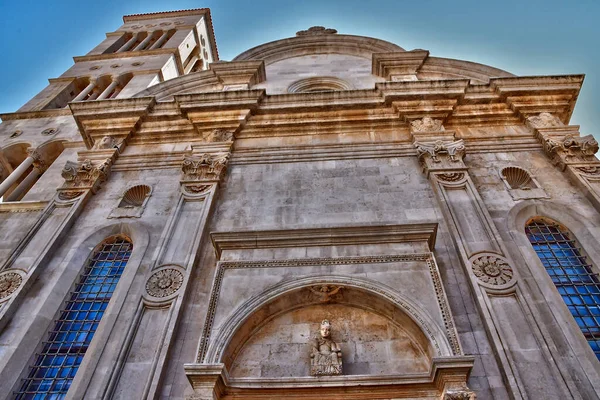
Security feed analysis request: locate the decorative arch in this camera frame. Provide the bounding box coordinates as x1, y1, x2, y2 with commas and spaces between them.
202, 275, 454, 373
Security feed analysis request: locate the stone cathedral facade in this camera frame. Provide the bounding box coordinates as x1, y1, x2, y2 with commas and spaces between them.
0, 7, 599, 400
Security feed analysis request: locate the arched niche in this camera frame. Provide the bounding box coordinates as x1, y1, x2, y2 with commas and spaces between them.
209, 282, 444, 379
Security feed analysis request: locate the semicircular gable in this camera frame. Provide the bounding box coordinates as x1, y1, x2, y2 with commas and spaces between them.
234, 33, 404, 64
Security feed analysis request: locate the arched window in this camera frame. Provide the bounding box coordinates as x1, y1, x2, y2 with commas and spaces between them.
525, 217, 600, 360
14, 235, 132, 398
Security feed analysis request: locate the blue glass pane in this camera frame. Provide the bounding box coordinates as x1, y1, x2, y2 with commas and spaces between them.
526, 219, 600, 361
14, 236, 131, 399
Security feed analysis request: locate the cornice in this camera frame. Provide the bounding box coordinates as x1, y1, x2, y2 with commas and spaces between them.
210, 223, 438, 258
0, 108, 73, 121
123, 8, 210, 22
0, 201, 49, 213
73, 48, 176, 63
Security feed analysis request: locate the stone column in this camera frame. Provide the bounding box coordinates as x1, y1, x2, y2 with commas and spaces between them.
4, 166, 43, 202
72, 80, 96, 102
133, 32, 154, 51
97, 78, 120, 100
410, 118, 575, 400
100, 151, 231, 400
116, 33, 139, 53
0, 149, 40, 199
149, 31, 169, 50
527, 112, 600, 211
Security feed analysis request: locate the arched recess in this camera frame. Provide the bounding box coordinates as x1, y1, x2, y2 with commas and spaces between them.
506, 200, 600, 375
6, 222, 151, 397
203, 275, 453, 379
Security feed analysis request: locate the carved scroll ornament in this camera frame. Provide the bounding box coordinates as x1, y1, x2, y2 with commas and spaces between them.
59, 158, 111, 193
414, 139, 465, 163
181, 153, 230, 183
543, 134, 599, 168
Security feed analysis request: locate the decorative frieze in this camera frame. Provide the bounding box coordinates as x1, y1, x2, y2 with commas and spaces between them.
59, 158, 111, 194
181, 153, 230, 184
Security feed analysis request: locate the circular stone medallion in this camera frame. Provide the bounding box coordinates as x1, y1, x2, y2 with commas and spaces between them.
146, 268, 184, 298
471, 255, 514, 286
0, 271, 23, 300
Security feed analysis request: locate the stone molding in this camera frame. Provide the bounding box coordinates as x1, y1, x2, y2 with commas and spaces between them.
210, 223, 438, 258
197, 255, 458, 365
184, 356, 475, 400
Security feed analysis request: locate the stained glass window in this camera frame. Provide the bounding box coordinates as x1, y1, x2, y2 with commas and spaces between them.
525, 218, 600, 361
14, 236, 132, 399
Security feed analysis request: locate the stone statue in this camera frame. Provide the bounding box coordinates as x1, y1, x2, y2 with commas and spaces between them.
310, 319, 342, 376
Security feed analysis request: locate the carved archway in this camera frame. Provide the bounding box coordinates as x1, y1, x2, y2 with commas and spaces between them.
203, 275, 454, 368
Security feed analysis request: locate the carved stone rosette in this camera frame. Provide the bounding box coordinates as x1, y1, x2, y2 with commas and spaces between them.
145, 268, 184, 298
181, 153, 230, 194
470, 253, 516, 289
58, 158, 112, 196
414, 139, 466, 175
0, 271, 23, 301
542, 134, 599, 170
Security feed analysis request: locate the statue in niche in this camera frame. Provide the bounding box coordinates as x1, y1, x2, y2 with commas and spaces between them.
310, 319, 342, 376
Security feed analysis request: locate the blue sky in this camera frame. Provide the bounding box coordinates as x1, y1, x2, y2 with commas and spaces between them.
0, 0, 598, 136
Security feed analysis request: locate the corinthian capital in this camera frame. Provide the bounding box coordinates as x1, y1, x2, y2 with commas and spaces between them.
414, 139, 466, 174
59, 158, 111, 195
181, 153, 230, 183
542, 134, 599, 170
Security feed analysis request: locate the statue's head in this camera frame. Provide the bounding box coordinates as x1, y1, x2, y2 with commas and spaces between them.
320, 319, 331, 338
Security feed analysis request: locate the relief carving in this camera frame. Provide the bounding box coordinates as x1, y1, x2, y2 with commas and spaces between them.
526, 112, 563, 129
146, 268, 184, 298
92, 136, 118, 150
181, 153, 230, 183
27, 148, 47, 172
296, 26, 337, 36
542, 134, 599, 168
0, 271, 23, 300
310, 320, 342, 376
59, 158, 111, 193
471, 255, 514, 286
444, 390, 477, 400
410, 117, 445, 133
576, 166, 600, 176
206, 129, 234, 143
436, 172, 465, 182
308, 285, 343, 303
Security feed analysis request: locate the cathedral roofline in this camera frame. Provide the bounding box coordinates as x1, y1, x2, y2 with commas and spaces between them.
123, 8, 211, 22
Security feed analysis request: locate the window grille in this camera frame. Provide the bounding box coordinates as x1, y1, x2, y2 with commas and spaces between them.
525, 218, 600, 361
14, 236, 132, 399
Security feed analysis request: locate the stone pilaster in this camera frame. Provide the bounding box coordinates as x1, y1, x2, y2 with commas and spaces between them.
411, 123, 575, 399
96, 149, 231, 400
